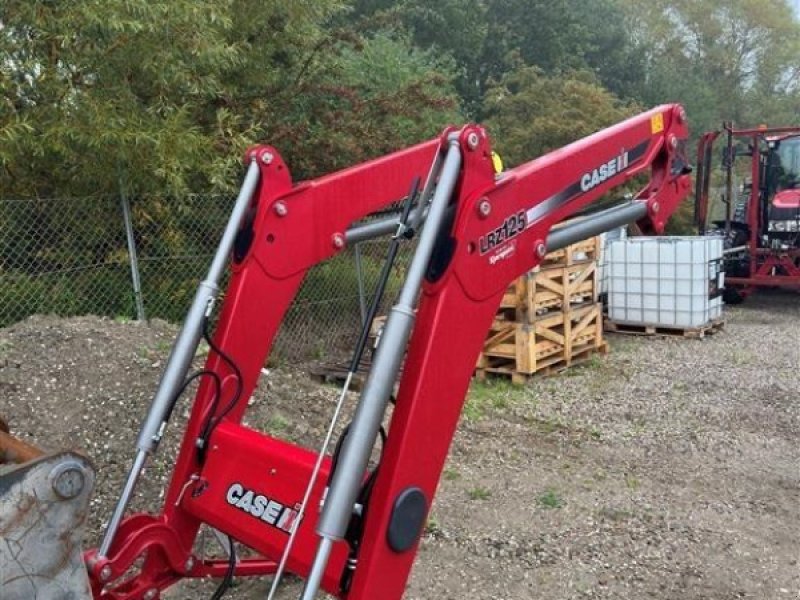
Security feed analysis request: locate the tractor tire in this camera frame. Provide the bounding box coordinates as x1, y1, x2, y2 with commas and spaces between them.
723, 286, 745, 304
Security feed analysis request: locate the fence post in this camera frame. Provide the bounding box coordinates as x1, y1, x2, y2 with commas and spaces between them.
119, 184, 146, 321
354, 242, 367, 326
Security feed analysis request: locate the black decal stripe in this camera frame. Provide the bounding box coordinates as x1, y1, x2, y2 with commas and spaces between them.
525, 180, 584, 225
525, 140, 650, 227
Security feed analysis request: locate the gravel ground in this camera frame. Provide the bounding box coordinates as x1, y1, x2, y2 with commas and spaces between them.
1, 291, 798, 599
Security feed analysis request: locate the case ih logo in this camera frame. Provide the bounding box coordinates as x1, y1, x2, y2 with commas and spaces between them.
579, 150, 630, 192
479, 211, 526, 255
225, 483, 300, 534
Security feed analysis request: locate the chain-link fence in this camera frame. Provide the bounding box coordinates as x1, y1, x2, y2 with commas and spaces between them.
0, 194, 411, 361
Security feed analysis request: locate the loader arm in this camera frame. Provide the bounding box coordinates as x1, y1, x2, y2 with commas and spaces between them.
83, 104, 690, 600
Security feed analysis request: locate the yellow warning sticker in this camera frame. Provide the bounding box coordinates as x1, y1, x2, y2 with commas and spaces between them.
651, 113, 664, 134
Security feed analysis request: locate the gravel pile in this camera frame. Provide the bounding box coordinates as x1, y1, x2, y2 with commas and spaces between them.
0, 291, 797, 599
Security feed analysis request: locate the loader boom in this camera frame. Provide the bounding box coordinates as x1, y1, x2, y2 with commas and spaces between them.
71, 104, 691, 600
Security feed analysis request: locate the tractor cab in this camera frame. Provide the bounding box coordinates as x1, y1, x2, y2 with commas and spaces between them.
768, 135, 800, 238
694, 123, 800, 301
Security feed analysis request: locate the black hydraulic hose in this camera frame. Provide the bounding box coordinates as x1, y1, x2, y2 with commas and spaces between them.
210, 536, 237, 600
346, 176, 420, 374
264, 176, 424, 600
326, 180, 421, 595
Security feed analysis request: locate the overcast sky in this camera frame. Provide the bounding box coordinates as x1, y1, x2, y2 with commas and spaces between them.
792, 0, 800, 17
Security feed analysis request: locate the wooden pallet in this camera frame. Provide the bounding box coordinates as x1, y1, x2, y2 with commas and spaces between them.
370, 315, 388, 338
604, 318, 725, 339
478, 302, 605, 377
539, 236, 599, 268
476, 341, 609, 384
309, 357, 372, 390
500, 260, 597, 322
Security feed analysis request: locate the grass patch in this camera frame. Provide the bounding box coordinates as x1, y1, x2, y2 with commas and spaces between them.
442, 468, 460, 481
559, 352, 606, 378
266, 351, 287, 368
586, 353, 605, 369
671, 381, 688, 394
537, 488, 564, 509
624, 419, 648, 439
424, 516, 442, 536
467, 486, 492, 500
527, 415, 566, 434
311, 342, 327, 361
464, 378, 531, 420
606, 337, 639, 354
730, 349, 754, 365
265, 414, 289, 436
624, 473, 640, 490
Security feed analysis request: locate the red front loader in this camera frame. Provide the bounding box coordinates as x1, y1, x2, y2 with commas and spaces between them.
1, 104, 691, 599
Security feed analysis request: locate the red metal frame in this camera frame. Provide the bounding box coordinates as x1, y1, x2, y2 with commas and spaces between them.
727, 248, 800, 288
695, 123, 800, 296
85, 104, 690, 599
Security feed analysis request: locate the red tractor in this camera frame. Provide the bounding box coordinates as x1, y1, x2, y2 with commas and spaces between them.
695, 122, 800, 302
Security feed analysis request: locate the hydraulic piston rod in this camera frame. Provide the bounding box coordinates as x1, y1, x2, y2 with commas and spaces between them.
300, 137, 463, 600
351, 197, 650, 254
546, 200, 649, 252
97, 160, 261, 558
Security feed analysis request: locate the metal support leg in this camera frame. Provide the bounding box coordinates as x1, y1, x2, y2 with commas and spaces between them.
120, 184, 146, 321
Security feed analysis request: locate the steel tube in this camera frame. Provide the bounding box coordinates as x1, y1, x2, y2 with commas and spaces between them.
299, 538, 334, 600
98, 160, 260, 558
136, 160, 260, 453
723, 245, 747, 255
546, 201, 648, 252
345, 205, 429, 245
353, 244, 367, 326
725, 126, 734, 235
98, 449, 147, 557
300, 139, 462, 599
350, 194, 650, 253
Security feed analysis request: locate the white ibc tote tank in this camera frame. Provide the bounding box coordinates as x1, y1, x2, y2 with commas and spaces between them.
607, 236, 724, 328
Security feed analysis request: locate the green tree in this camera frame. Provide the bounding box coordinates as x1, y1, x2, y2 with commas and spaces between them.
623, 0, 800, 134
478, 0, 645, 115
341, 0, 488, 115
0, 0, 462, 197
482, 67, 637, 166
343, 0, 644, 118
1, 0, 245, 197
252, 32, 462, 179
